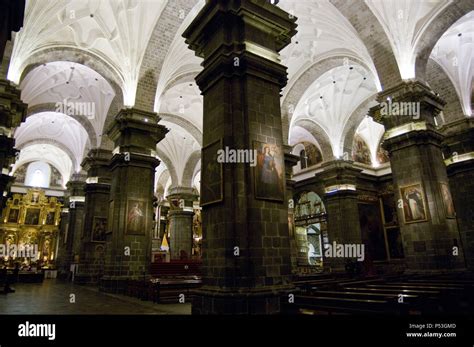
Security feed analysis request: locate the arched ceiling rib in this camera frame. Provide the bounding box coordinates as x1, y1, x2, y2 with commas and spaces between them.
8, 0, 167, 106
157, 121, 201, 187
355, 116, 385, 166
431, 11, 474, 117
12, 143, 73, 186
278, 0, 381, 93
365, 0, 451, 80
291, 64, 377, 158
21, 61, 115, 145
14, 112, 89, 173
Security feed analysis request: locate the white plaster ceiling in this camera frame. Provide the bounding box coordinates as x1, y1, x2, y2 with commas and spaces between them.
431, 11, 474, 117
288, 125, 320, 147
154, 0, 205, 113
278, 0, 381, 95
9, 0, 166, 106
158, 82, 203, 131
366, 0, 451, 80
12, 144, 73, 186
355, 115, 386, 167
21, 61, 115, 145
14, 112, 89, 172
291, 64, 377, 158
193, 170, 200, 194
157, 121, 201, 186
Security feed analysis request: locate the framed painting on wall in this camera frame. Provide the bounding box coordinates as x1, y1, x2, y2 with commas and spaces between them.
24, 208, 41, 225
125, 199, 147, 235
7, 208, 20, 223
253, 141, 284, 202
439, 182, 455, 218
200, 139, 223, 206
399, 183, 428, 224
91, 217, 107, 242
45, 211, 56, 225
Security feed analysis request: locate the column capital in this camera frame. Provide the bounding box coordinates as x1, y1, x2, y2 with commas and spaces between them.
0, 79, 27, 129
183, 0, 297, 58
183, 0, 297, 93
81, 148, 112, 185
369, 80, 445, 130
107, 108, 168, 156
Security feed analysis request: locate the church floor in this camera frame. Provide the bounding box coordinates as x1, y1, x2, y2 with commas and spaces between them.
0, 279, 191, 315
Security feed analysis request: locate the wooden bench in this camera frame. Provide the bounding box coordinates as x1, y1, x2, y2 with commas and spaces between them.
150, 260, 202, 278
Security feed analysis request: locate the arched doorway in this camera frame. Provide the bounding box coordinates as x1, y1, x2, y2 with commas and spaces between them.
294, 191, 328, 272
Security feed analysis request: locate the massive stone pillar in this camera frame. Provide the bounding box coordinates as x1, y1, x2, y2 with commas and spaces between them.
56, 174, 86, 277
318, 160, 363, 272
167, 186, 196, 260
56, 208, 70, 276
75, 149, 112, 284
371, 81, 465, 272
441, 118, 474, 269
284, 146, 299, 274
100, 108, 167, 293
183, 0, 297, 314
0, 79, 27, 211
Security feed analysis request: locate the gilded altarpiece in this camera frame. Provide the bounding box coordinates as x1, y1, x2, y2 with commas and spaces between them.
0, 189, 62, 267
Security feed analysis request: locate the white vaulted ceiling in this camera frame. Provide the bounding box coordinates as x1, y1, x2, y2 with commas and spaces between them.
8, 0, 166, 106
278, 0, 381, 94
291, 64, 377, 158
431, 11, 474, 117
156, 121, 201, 186
366, 0, 451, 80
14, 112, 89, 172
12, 144, 73, 186
21, 61, 115, 145
159, 82, 203, 131
355, 116, 386, 166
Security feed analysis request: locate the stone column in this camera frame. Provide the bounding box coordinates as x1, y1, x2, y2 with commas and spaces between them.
370, 81, 465, 271
284, 146, 299, 274
167, 186, 196, 260
317, 160, 363, 272
75, 149, 112, 284
441, 118, 474, 269
100, 108, 167, 293
56, 208, 70, 277
56, 174, 86, 277
183, 0, 297, 314
0, 79, 27, 211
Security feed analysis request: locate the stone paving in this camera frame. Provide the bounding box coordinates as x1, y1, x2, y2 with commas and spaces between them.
0, 279, 191, 315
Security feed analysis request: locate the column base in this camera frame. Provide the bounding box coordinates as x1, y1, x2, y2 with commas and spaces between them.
192, 285, 296, 314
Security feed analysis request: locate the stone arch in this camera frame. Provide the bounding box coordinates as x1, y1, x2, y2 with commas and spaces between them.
329, 0, 402, 89
282, 55, 376, 145
156, 168, 171, 197
425, 58, 465, 124
341, 94, 379, 156
161, 72, 200, 99
291, 119, 334, 161
135, 0, 200, 112
156, 148, 179, 188
19, 47, 123, 99
158, 112, 202, 146
26, 103, 98, 148
16, 138, 79, 172
414, 0, 474, 83
17, 48, 125, 150
181, 150, 201, 188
